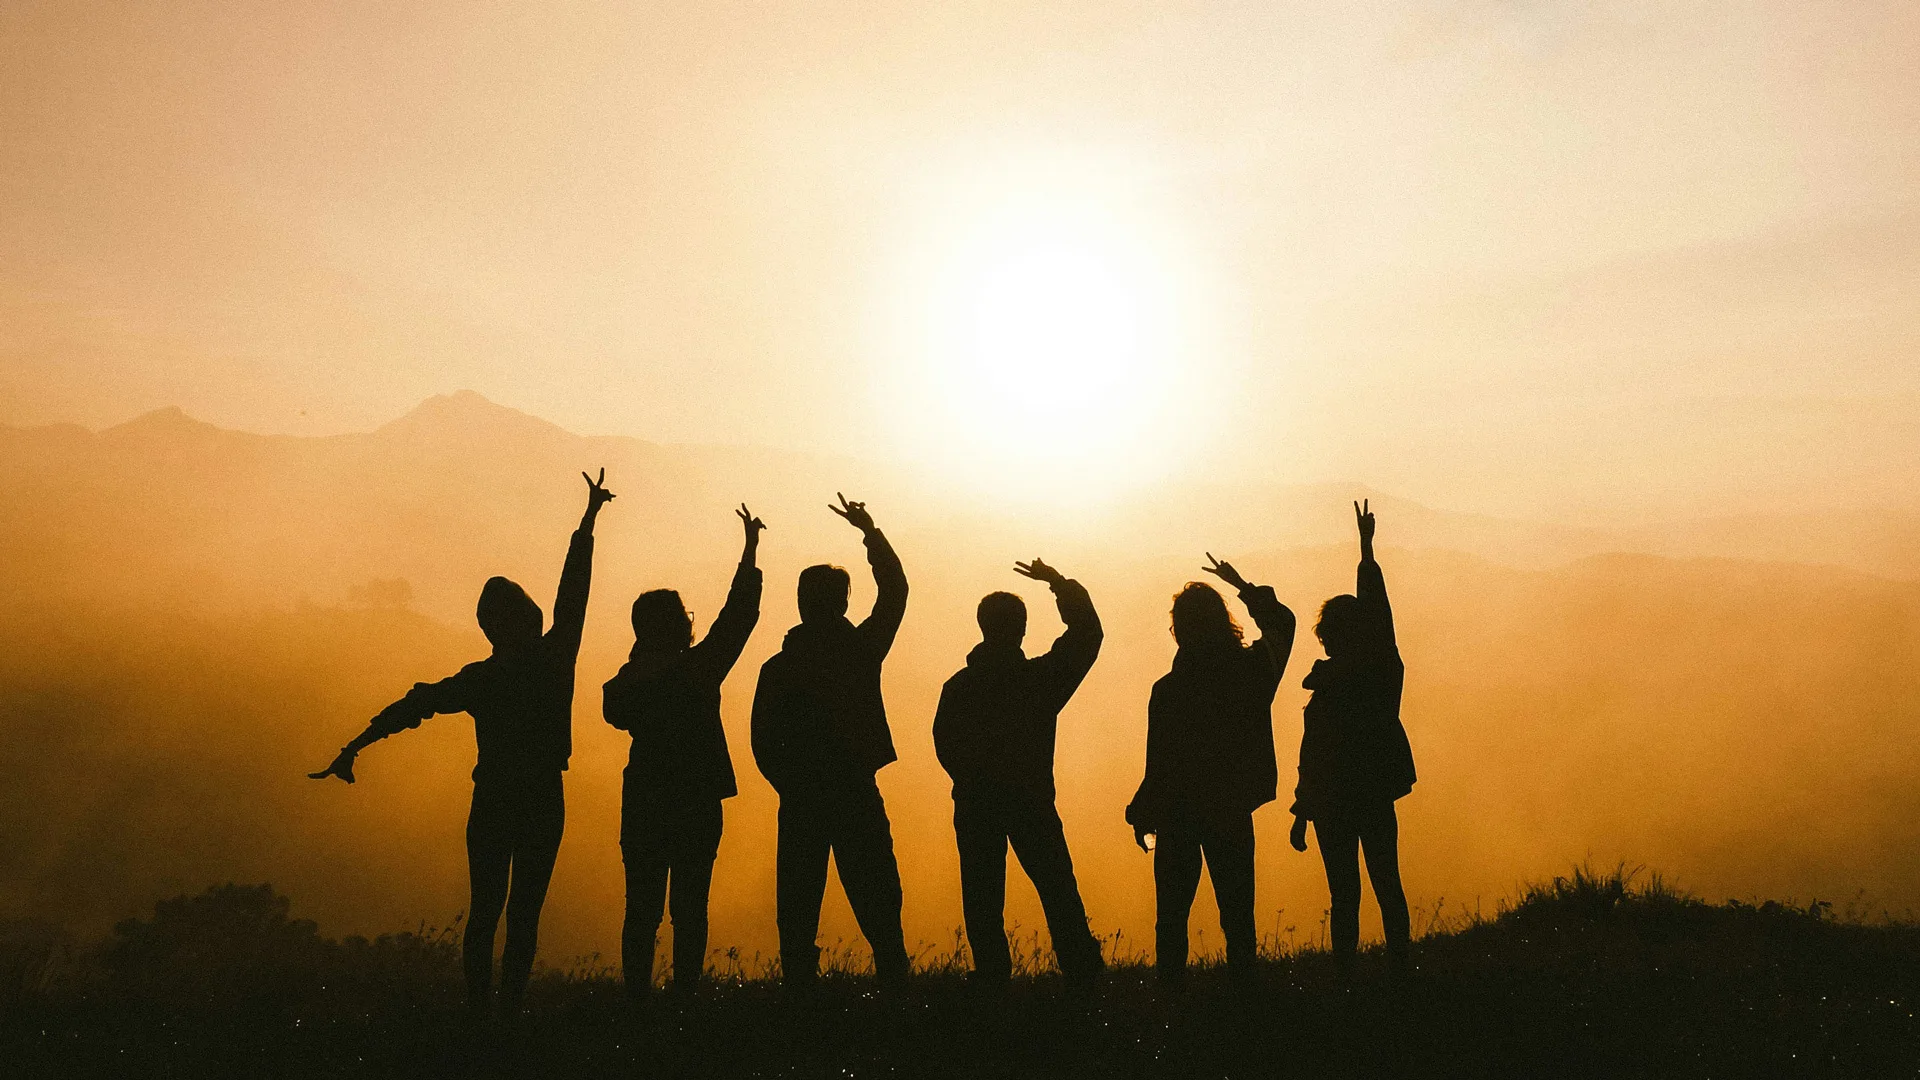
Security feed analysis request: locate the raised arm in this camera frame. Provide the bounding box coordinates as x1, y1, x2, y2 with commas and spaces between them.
832, 493, 907, 655
687, 504, 766, 686
1354, 499, 1396, 652
1014, 558, 1103, 701
549, 469, 616, 655
307, 670, 474, 783
1202, 553, 1296, 691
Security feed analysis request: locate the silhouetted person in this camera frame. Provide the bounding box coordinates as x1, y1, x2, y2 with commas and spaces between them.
1288, 499, 1415, 977
932, 558, 1105, 987
751, 494, 910, 986
1127, 555, 1295, 984
603, 504, 765, 997
310, 469, 615, 1015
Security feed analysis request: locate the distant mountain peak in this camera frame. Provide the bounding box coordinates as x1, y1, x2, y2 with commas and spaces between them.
378, 391, 573, 442
103, 405, 224, 439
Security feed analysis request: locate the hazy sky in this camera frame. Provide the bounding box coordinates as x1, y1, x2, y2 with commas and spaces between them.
3, 1, 1917, 517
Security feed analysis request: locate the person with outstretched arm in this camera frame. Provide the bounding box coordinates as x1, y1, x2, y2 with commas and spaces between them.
1127, 555, 1295, 986
932, 558, 1106, 988
309, 469, 615, 1017
1288, 499, 1415, 978
603, 504, 765, 998
751, 493, 910, 987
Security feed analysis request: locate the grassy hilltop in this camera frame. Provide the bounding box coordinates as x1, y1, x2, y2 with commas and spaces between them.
3, 867, 1916, 1078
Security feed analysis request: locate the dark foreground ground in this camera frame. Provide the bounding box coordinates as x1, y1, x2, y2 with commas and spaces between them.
3, 869, 1917, 1078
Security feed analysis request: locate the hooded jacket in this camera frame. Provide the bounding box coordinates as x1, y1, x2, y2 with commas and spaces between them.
932, 578, 1102, 806
750, 529, 907, 797
1126, 584, 1294, 828
1290, 556, 1415, 818
602, 560, 762, 816
367, 527, 594, 781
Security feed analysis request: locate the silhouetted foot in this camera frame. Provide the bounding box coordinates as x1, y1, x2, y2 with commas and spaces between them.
495, 1000, 529, 1036
874, 960, 911, 992
965, 971, 1011, 999
1063, 967, 1104, 993
780, 973, 820, 1004
1385, 951, 1413, 986
622, 985, 653, 1018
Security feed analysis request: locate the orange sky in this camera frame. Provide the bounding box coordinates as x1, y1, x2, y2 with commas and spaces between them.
3, 0, 1918, 520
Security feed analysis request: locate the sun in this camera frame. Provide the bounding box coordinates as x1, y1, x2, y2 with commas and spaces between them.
877, 158, 1208, 500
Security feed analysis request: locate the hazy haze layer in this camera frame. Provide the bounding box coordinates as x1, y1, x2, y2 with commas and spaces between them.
3, 396, 1915, 967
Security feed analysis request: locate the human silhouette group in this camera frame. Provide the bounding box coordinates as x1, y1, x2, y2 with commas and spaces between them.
311, 473, 1416, 1014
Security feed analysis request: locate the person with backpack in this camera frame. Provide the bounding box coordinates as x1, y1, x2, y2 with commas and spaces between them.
1288, 499, 1415, 978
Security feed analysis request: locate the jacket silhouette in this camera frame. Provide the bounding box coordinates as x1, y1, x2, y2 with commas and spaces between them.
604, 506, 764, 995
1127, 559, 1294, 982
933, 563, 1105, 983
751, 495, 910, 984
1290, 572, 1413, 818
1290, 500, 1414, 975
310, 470, 615, 1014
1127, 587, 1293, 828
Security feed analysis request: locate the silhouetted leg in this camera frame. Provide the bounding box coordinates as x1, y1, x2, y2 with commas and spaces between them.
498, 774, 565, 1011
775, 798, 832, 985
1007, 803, 1102, 978
1314, 814, 1363, 976
666, 801, 724, 991
1153, 825, 1204, 984
954, 800, 1011, 983
620, 814, 671, 997
834, 782, 909, 982
1359, 803, 1410, 971
1204, 814, 1258, 973
463, 785, 513, 1011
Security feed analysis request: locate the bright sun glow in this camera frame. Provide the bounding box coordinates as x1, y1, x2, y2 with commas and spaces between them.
878, 155, 1212, 500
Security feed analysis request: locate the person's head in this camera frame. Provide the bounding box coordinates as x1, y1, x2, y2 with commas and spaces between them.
1169, 581, 1243, 651
976, 591, 1027, 648
631, 589, 694, 653
476, 576, 542, 650
796, 563, 851, 623
1315, 593, 1362, 657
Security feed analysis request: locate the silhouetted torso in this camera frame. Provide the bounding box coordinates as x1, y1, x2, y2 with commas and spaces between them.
934, 578, 1101, 806
368, 528, 594, 779
1291, 559, 1415, 817
751, 531, 906, 796
604, 562, 762, 810
1127, 584, 1292, 828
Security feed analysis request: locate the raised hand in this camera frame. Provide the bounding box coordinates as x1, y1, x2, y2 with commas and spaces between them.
737, 503, 766, 560
583, 468, 617, 512
829, 492, 876, 534
736, 503, 767, 538
1012, 557, 1065, 586
1201, 552, 1250, 592
1354, 498, 1375, 544
308, 747, 358, 785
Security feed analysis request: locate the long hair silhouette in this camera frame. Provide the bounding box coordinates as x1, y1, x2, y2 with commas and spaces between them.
1169, 581, 1244, 649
